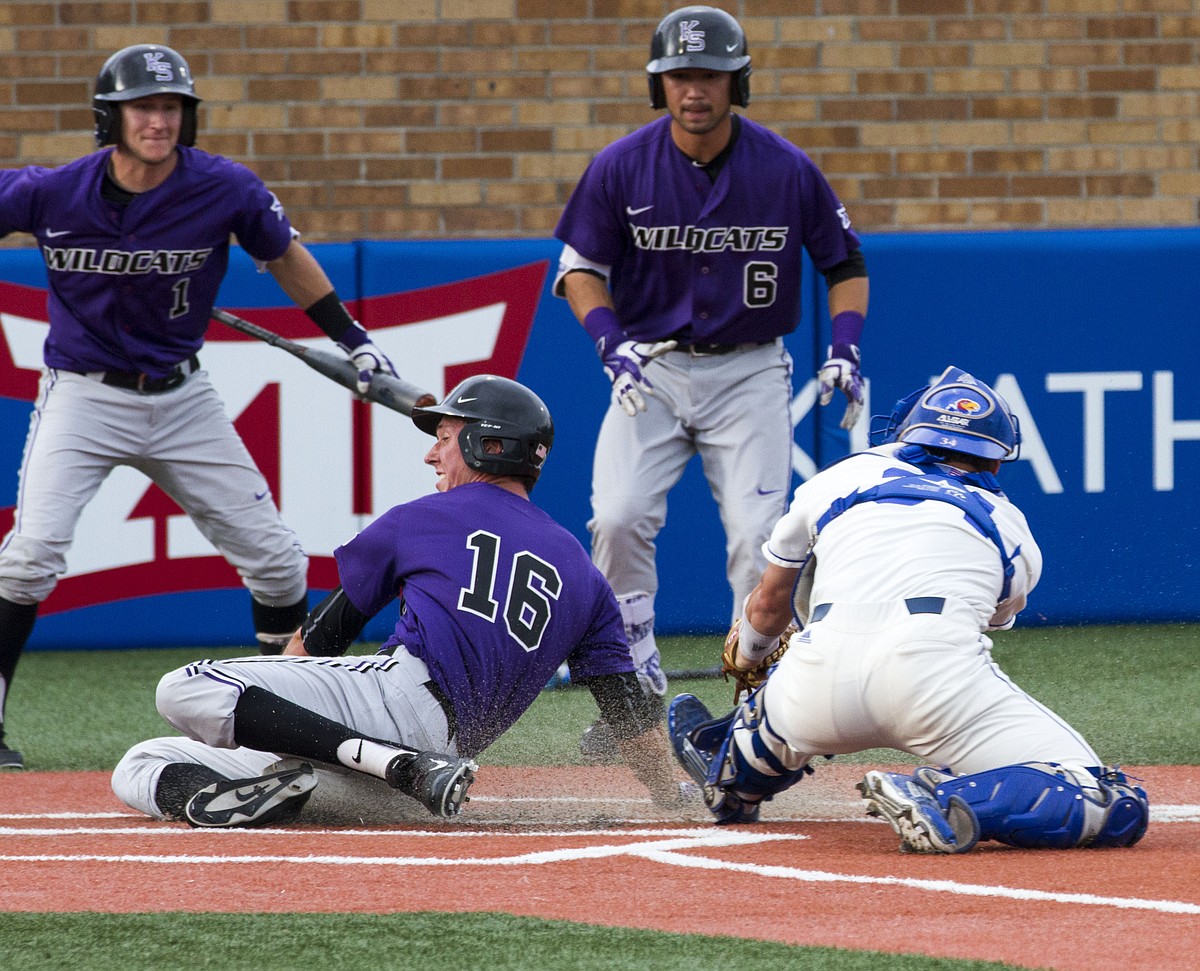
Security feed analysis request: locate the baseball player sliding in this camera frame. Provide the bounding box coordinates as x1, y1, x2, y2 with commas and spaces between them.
0, 44, 400, 770
553, 6, 869, 760
112, 377, 693, 827
670, 366, 1149, 853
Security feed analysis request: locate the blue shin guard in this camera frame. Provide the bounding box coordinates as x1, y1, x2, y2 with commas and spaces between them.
921, 762, 1149, 849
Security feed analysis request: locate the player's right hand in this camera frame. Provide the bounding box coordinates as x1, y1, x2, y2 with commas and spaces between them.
602, 338, 677, 416
347, 339, 398, 396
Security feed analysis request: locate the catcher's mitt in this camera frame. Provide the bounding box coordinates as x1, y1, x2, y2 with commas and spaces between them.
721, 618, 798, 703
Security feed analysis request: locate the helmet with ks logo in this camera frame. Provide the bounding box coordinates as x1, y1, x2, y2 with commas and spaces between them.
646, 6, 751, 109
93, 44, 202, 148
871, 366, 1021, 461
412, 375, 555, 490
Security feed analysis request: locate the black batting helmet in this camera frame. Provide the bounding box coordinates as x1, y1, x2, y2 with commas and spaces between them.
646, 5, 751, 109
93, 44, 201, 148
413, 375, 555, 490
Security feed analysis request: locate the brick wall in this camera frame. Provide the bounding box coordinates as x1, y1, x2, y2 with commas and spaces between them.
0, 1, 1196, 241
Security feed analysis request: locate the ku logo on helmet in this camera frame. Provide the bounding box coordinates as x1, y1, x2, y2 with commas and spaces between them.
950, 397, 982, 414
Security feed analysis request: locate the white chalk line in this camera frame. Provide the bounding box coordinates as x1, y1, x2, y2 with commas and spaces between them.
3, 802, 1197, 823
638, 848, 1200, 915
2, 825, 1196, 916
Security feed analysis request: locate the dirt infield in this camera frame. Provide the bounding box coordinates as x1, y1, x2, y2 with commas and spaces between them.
2, 764, 1197, 970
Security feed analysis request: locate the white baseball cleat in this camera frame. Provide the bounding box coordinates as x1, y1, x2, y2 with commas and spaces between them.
858, 770, 979, 854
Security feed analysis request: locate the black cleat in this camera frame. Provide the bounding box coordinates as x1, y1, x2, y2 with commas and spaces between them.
0, 743, 25, 771
184, 763, 317, 828
385, 750, 478, 819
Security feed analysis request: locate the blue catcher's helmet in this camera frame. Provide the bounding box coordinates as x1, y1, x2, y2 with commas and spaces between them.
870, 366, 1020, 461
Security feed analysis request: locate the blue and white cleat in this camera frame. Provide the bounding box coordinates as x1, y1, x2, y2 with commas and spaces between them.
858, 770, 979, 854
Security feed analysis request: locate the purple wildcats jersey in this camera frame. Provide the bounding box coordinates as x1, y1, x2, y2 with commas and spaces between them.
334, 482, 634, 756
555, 115, 860, 344
0, 147, 293, 375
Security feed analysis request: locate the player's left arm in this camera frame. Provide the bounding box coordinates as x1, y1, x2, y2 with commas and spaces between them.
265, 239, 399, 394
583, 671, 689, 807
283, 585, 373, 657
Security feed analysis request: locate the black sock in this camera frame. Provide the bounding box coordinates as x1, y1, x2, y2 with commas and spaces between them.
154, 762, 226, 818
251, 595, 309, 637
0, 598, 38, 740
233, 685, 363, 765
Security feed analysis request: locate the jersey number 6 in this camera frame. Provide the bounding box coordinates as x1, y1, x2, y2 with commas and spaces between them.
458, 530, 563, 652
744, 261, 778, 308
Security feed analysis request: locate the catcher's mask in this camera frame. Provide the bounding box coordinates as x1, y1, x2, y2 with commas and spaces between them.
93, 44, 201, 148
412, 374, 554, 490
646, 5, 751, 109
870, 365, 1021, 461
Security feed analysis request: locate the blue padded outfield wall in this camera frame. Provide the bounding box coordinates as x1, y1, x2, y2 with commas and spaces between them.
0, 228, 1196, 649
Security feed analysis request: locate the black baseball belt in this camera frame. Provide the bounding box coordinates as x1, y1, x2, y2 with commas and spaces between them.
83, 354, 201, 394
669, 340, 773, 357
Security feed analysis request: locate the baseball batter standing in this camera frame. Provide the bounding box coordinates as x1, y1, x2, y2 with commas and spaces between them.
669, 366, 1150, 853
553, 6, 869, 757
112, 376, 691, 826
0, 45, 399, 770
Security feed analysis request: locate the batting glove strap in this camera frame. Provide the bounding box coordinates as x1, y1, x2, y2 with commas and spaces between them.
338, 326, 399, 395
583, 307, 676, 417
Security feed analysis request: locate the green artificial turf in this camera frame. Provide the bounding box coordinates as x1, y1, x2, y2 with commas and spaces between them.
0, 912, 1032, 971
3, 622, 1196, 770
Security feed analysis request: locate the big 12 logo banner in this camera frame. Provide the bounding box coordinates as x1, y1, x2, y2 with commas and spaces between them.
0, 261, 547, 616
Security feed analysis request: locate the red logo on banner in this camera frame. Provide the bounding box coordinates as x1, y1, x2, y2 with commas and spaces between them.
0, 261, 548, 615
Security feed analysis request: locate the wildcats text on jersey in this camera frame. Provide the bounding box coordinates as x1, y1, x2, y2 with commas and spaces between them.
629, 224, 788, 253
41, 246, 213, 275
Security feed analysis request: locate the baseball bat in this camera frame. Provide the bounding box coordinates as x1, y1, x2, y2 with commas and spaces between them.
211, 308, 437, 417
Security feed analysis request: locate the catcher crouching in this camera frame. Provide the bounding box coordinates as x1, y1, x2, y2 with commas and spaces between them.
668, 366, 1149, 853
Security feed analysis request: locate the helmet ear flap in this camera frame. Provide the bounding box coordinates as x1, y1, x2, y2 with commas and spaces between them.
648, 73, 665, 110
179, 103, 198, 146
93, 102, 118, 147
734, 64, 751, 107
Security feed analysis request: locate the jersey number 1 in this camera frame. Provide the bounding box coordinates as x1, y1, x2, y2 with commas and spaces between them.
458, 530, 562, 652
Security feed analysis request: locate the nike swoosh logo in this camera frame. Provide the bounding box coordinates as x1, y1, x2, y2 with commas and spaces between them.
351, 740, 364, 765
456, 396, 477, 403
756, 488, 782, 496
726, 43, 739, 52
626, 205, 653, 216
254, 490, 269, 501
44, 229, 71, 238
235, 783, 270, 803
426, 759, 450, 771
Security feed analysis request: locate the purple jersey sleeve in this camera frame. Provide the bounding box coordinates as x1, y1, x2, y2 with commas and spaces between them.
554, 115, 860, 345
0, 147, 293, 375
334, 483, 634, 756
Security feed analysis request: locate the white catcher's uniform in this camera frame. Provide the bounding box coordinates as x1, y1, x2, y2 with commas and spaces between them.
757, 442, 1099, 774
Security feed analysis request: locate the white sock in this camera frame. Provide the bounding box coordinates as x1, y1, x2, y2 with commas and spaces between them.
617, 591, 665, 696
335, 738, 413, 779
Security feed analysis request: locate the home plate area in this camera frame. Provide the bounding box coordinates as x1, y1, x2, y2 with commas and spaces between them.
1, 763, 1197, 971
